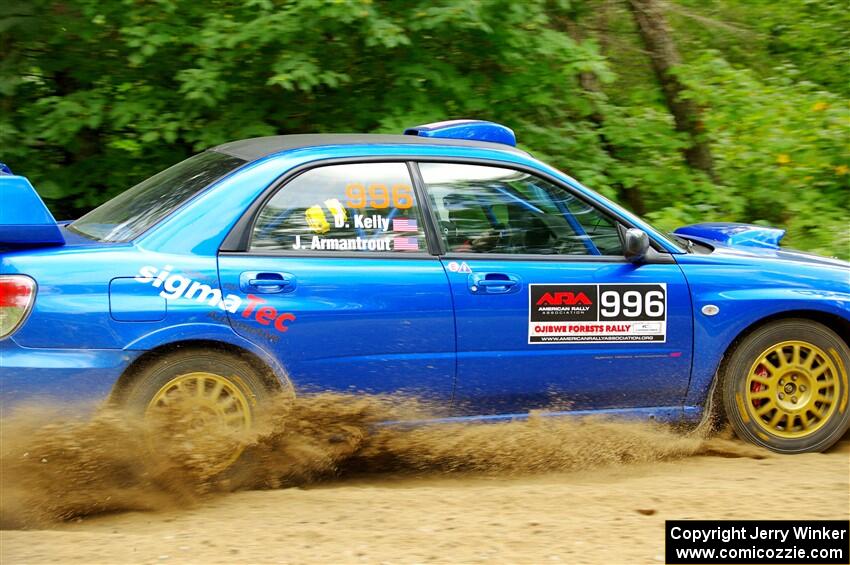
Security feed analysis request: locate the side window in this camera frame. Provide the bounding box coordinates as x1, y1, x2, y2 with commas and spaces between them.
418, 163, 623, 256
251, 163, 426, 253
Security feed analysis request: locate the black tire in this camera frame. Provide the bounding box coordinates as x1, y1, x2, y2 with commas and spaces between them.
121, 348, 272, 472
123, 349, 270, 412
721, 319, 850, 453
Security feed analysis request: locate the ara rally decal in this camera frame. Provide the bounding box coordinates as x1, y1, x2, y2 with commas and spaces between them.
528, 283, 667, 344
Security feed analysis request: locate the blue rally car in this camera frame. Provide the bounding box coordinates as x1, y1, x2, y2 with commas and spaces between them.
2, 120, 849, 462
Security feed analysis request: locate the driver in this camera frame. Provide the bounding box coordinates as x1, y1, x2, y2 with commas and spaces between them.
443, 194, 503, 253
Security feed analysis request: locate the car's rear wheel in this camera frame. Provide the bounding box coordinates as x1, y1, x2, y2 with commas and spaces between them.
722, 319, 850, 453
122, 349, 271, 475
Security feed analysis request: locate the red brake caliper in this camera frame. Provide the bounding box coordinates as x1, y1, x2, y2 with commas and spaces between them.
751, 365, 768, 408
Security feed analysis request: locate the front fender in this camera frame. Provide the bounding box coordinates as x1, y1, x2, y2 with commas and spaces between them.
682, 274, 850, 407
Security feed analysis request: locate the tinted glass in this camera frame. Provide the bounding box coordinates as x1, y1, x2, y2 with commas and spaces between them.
70, 151, 245, 242
419, 163, 623, 255
251, 162, 427, 253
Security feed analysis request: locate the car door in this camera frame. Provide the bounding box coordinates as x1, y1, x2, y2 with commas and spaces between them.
217, 161, 455, 399
416, 161, 693, 416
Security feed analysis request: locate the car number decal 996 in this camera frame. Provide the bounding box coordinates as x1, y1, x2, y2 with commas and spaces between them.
528, 283, 667, 344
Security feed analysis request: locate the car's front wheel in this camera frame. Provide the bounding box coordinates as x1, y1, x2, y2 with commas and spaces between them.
722, 319, 850, 453
121, 348, 271, 474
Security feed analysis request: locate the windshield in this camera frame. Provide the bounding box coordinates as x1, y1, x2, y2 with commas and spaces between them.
69, 151, 245, 242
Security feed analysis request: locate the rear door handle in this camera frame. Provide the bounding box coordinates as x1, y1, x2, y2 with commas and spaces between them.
468, 273, 521, 295
239, 271, 296, 294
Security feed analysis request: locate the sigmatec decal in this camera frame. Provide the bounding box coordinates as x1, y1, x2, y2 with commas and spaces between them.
135, 265, 296, 333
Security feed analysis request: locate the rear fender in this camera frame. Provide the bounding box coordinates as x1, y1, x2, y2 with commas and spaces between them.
123, 323, 290, 387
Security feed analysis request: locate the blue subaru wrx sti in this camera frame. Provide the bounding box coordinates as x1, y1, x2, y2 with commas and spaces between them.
2, 120, 849, 460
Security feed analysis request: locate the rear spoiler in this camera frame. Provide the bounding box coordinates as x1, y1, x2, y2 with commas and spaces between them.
0, 165, 65, 247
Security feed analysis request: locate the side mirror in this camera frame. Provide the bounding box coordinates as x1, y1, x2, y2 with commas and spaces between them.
624, 228, 650, 264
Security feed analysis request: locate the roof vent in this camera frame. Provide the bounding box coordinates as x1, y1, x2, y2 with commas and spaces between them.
404, 120, 516, 147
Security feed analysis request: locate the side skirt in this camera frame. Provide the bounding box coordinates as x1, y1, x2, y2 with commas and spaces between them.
380, 405, 704, 428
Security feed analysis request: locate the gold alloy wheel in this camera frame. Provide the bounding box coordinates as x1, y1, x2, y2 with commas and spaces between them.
745, 340, 839, 438
145, 371, 253, 471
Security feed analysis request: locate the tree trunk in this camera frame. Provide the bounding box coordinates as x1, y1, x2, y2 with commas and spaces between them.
560, 17, 647, 215
627, 0, 717, 181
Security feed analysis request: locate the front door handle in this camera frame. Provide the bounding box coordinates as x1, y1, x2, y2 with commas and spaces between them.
468, 273, 521, 295
239, 271, 296, 294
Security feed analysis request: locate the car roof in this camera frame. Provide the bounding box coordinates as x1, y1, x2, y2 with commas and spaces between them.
211, 133, 529, 162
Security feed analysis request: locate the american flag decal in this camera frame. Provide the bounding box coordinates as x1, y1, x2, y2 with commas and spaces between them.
393, 218, 418, 232
393, 237, 419, 251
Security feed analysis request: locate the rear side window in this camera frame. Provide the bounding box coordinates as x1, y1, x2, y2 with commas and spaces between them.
251, 162, 427, 253
418, 163, 623, 256
70, 151, 245, 242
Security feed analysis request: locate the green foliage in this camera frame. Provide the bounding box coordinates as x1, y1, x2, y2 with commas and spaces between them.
677, 53, 849, 257
1, 0, 847, 257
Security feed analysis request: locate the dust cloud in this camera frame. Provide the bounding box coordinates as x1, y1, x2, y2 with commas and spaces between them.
0, 393, 763, 528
